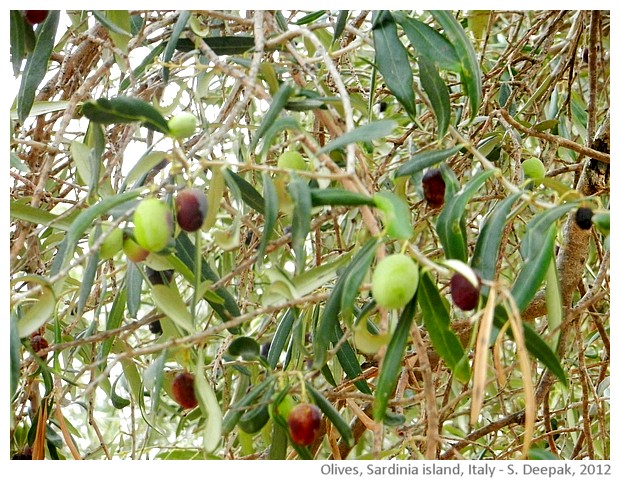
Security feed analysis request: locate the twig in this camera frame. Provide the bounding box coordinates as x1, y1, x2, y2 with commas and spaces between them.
499, 108, 610, 163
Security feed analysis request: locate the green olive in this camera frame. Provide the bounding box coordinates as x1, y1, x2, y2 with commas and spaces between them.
277, 151, 307, 171
168, 112, 198, 139
133, 198, 174, 253
522, 157, 545, 180
371, 254, 419, 309
89, 224, 123, 260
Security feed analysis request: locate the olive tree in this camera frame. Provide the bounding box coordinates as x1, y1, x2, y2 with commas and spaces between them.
10, 10, 610, 460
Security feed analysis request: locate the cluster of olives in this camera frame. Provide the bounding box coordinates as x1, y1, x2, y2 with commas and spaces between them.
90, 188, 208, 261
170, 370, 322, 446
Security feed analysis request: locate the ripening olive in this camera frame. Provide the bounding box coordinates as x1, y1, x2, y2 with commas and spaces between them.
123, 234, 149, 263
287, 403, 322, 446
171, 371, 198, 410
175, 188, 208, 232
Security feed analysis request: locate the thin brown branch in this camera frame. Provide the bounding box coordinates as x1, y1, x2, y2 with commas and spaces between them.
498, 108, 610, 163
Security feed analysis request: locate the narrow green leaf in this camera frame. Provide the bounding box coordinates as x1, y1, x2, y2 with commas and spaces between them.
317, 120, 398, 155
150, 284, 195, 333
268, 309, 296, 369
110, 375, 131, 409
333, 11, 349, 44
418, 55, 451, 138
125, 261, 143, 319
250, 83, 295, 152
174, 232, 242, 328
431, 10, 482, 118
119, 43, 166, 91
16, 287, 55, 339
258, 116, 302, 159
418, 272, 470, 382
195, 349, 223, 453
373, 11, 416, 119
334, 322, 373, 395
313, 238, 380, 367
81, 96, 170, 134
373, 294, 417, 421
436, 169, 495, 261
441, 163, 460, 201
373, 191, 413, 240
121, 151, 168, 190
202, 166, 225, 231
10, 10, 26, 76
222, 376, 275, 434
92, 11, 132, 36
70, 140, 93, 186
163, 11, 191, 83
223, 169, 265, 215
392, 13, 460, 71
105, 10, 131, 53
175, 36, 256, 55
10, 316, 21, 400
50, 189, 142, 280
511, 224, 556, 312
85, 122, 105, 197
295, 10, 327, 25
10, 152, 29, 172
17, 11, 60, 123
394, 145, 462, 178
10, 201, 72, 231
340, 242, 377, 318
284, 98, 328, 111
288, 179, 312, 273
306, 383, 353, 447
545, 255, 562, 351
257, 173, 278, 266
310, 188, 376, 207
99, 288, 127, 362
77, 248, 100, 317
269, 423, 289, 459
471, 193, 520, 282
520, 203, 576, 261
10, 100, 71, 121
493, 306, 567, 385
120, 358, 143, 403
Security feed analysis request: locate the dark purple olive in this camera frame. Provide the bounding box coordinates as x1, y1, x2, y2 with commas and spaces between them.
575, 207, 593, 230
171, 372, 198, 409
24, 10, 49, 24
175, 189, 208, 232
148, 319, 163, 335
422, 168, 446, 208
145, 267, 174, 286
450, 272, 480, 311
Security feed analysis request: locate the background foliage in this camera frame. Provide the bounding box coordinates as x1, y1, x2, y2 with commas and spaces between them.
10, 10, 610, 460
